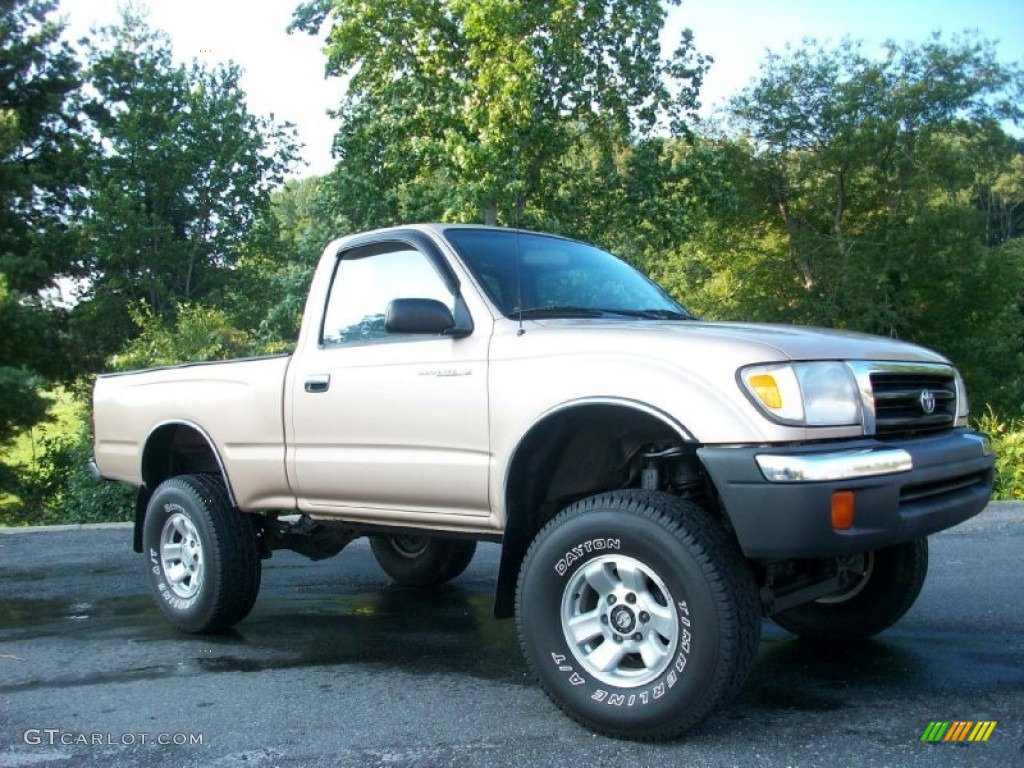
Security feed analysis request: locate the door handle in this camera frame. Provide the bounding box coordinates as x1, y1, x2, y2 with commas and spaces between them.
304, 374, 330, 393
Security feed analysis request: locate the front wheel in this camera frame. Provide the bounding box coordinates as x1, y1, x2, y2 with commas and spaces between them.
516, 491, 761, 741
142, 474, 261, 633
772, 538, 928, 641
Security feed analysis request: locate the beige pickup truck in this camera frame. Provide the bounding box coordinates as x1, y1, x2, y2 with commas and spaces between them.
91, 224, 994, 740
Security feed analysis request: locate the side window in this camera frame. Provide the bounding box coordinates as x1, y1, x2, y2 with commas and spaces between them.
321, 247, 454, 345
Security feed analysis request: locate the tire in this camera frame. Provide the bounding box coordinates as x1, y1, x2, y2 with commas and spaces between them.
142, 474, 261, 633
772, 538, 928, 642
516, 490, 761, 741
370, 534, 477, 587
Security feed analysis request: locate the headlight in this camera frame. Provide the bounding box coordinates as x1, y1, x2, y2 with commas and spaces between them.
740, 362, 862, 427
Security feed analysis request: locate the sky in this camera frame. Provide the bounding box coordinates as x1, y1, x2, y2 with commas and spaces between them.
60, 0, 1024, 179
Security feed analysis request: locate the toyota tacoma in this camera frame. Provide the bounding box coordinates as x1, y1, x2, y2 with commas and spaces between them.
90, 224, 995, 740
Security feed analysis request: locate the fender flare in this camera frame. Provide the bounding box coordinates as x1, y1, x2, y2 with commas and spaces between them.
141, 419, 238, 506
133, 420, 238, 554
493, 397, 696, 618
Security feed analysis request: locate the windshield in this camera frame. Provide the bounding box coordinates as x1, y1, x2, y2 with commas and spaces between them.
443, 228, 692, 320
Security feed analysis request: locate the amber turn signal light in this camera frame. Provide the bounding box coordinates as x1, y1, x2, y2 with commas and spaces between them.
831, 490, 855, 530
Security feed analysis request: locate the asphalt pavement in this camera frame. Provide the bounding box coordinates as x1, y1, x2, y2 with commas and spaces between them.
1, 504, 1021, 767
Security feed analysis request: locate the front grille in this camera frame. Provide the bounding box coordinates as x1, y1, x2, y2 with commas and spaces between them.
869, 370, 957, 436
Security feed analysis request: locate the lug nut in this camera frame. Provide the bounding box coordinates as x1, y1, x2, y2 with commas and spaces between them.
633, 632, 642, 642
600, 615, 609, 625
639, 611, 650, 623
607, 595, 617, 605
625, 593, 636, 604
613, 634, 623, 644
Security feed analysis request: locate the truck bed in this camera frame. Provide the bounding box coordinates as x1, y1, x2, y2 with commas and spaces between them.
92, 354, 294, 510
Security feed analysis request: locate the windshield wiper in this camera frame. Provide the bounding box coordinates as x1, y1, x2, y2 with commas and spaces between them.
516, 306, 694, 320
603, 308, 694, 320
516, 306, 612, 318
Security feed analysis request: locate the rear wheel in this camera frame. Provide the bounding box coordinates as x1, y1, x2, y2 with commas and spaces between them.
370, 534, 477, 587
772, 538, 928, 641
516, 490, 761, 741
142, 474, 261, 633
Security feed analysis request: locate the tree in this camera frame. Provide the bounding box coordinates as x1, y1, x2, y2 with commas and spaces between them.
0, 0, 83, 462
686, 36, 1024, 413
291, 0, 709, 226
109, 303, 255, 371
978, 147, 1024, 245
0, 0, 83, 293
224, 176, 338, 347
68, 9, 299, 369
722, 36, 1023, 316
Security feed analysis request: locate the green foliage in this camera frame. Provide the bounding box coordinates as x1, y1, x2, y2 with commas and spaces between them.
67, 8, 299, 371
223, 177, 335, 347
2, 417, 135, 527
0, 0, 84, 295
976, 409, 1024, 500
0, 0, 82, 462
292, 0, 709, 225
981, 153, 1024, 243
680, 35, 1024, 414
0, 366, 50, 445
720, 35, 1024, 311
0, 386, 134, 527
0, 275, 60, 447
0, 273, 65, 374
110, 303, 258, 371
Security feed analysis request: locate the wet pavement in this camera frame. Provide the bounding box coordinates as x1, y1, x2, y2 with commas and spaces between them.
0, 505, 1021, 767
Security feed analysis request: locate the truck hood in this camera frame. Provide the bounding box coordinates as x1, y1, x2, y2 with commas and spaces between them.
530, 318, 949, 365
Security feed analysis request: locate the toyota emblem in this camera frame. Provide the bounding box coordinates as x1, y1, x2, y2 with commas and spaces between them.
919, 389, 936, 414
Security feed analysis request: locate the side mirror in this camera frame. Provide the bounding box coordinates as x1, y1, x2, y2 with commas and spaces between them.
385, 298, 456, 335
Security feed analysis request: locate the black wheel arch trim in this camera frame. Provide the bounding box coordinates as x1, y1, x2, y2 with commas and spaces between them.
134, 420, 239, 554
141, 419, 239, 507
493, 397, 697, 618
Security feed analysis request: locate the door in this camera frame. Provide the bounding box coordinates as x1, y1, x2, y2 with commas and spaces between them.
288, 240, 492, 523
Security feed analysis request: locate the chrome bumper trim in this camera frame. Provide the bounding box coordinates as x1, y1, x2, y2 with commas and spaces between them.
756, 449, 913, 483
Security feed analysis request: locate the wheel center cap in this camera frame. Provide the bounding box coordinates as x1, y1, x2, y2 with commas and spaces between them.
610, 605, 636, 634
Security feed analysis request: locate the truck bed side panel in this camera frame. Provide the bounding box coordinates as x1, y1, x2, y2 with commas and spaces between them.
93, 356, 294, 510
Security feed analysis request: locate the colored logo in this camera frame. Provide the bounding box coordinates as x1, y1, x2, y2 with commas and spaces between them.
920, 721, 997, 742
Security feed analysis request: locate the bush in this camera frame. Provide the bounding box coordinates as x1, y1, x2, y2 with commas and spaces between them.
1, 302, 268, 527
2, 419, 135, 527
976, 408, 1024, 501
0, 366, 51, 444
48, 425, 135, 524
110, 302, 259, 371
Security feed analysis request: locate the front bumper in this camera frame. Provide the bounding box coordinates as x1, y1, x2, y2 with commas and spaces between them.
698, 429, 994, 559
